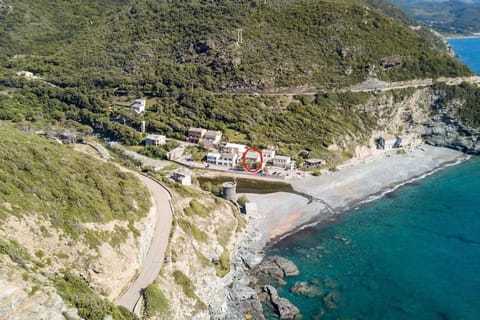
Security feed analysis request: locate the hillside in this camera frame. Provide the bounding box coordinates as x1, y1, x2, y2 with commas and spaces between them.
0, 0, 474, 162
0, 122, 151, 320
1, 0, 471, 91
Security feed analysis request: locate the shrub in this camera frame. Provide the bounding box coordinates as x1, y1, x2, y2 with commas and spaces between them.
143, 284, 169, 317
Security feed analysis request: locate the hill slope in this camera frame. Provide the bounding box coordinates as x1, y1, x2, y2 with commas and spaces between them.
1, 0, 471, 92
0, 121, 151, 319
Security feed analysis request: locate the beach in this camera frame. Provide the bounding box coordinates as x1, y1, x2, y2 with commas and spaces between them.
239, 144, 466, 249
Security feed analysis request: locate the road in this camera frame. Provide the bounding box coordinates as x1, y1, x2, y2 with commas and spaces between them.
215, 75, 480, 97
115, 172, 173, 312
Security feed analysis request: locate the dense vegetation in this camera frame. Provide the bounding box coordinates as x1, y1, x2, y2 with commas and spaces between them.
55, 271, 138, 320
143, 283, 170, 317
0, 122, 150, 244
1, 0, 470, 91
390, 0, 480, 35
0, 0, 473, 160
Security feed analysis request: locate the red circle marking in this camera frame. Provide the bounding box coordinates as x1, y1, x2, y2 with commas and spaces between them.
242, 147, 264, 174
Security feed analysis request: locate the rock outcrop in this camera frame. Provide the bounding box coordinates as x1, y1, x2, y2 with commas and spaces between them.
255, 256, 299, 280
264, 285, 300, 319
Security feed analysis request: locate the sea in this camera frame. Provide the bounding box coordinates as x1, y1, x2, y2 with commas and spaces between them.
447, 37, 480, 74
263, 43, 480, 319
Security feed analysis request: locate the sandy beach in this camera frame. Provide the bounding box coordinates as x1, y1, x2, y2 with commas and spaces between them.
240, 144, 467, 248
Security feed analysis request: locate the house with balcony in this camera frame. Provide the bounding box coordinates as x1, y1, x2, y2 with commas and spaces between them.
204, 130, 223, 145
206, 152, 221, 165
223, 143, 247, 156
218, 153, 238, 168
131, 99, 146, 114
305, 158, 326, 168
273, 155, 294, 169
188, 128, 207, 143
145, 134, 166, 146
262, 149, 276, 163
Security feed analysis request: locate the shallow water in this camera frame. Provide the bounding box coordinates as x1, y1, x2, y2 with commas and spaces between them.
265, 157, 480, 319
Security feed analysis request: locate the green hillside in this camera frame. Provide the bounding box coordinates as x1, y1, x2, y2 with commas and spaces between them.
0, 122, 150, 243
1, 0, 471, 91
0, 0, 474, 160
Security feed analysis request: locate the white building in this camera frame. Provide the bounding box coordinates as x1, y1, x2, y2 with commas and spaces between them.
262, 149, 276, 163
218, 153, 238, 168
204, 130, 223, 145
272, 155, 292, 168
145, 134, 166, 146
206, 152, 221, 165
132, 99, 146, 114
223, 143, 247, 156
245, 150, 261, 162
172, 170, 192, 186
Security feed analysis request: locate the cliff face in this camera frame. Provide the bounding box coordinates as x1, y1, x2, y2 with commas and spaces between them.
361, 85, 480, 155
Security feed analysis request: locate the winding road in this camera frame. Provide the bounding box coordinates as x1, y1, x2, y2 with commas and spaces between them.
78, 143, 173, 313
116, 172, 173, 312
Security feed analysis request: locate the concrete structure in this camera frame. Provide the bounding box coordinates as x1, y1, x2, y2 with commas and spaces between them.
140, 121, 146, 133
244, 202, 258, 215
262, 149, 276, 162
145, 134, 166, 146
206, 152, 221, 165
132, 99, 146, 114
188, 128, 207, 143
223, 143, 247, 156
218, 153, 238, 168
245, 150, 261, 162
305, 158, 326, 168
204, 130, 222, 145
272, 155, 292, 168
167, 147, 184, 161
172, 170, 192, 186
222, 181, 237, 201
377, 135, 402, 150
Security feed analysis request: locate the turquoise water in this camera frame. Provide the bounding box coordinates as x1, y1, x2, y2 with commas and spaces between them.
265, 157, 480, 319
447, 37, 480, 74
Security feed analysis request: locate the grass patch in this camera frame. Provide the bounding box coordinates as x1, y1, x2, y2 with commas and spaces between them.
143, 283, 169, 317
0, 123, 150, 247
214, 248, 231, 278
183, 199, 209, 218
55, 271, 138, 320
0, 239, 31, 268
177, 219, 208, 243
172, 270, 196, 299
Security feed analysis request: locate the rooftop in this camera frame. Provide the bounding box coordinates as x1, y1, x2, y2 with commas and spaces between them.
146, 134, 165, 140
224, 142, 247, 149
221, 152, 237, 160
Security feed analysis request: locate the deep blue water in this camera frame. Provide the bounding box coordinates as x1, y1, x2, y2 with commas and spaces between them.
447, 37, 480, 74
265, 157, 480, 319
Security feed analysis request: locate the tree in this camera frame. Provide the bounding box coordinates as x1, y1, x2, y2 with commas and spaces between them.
237, 195, 249, 208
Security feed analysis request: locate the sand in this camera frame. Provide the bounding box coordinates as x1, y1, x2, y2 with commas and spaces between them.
240, 145, 466, 248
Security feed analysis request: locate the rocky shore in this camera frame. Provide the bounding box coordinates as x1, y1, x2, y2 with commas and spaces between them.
221, 143, 467, 319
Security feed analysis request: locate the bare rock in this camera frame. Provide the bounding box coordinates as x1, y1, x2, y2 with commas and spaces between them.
272, 256, 299, 277
290, 281, 322, 297
322, 291, 340, 310
264, 285, 300, 319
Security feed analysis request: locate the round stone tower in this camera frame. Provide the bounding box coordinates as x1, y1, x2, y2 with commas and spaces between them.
222, 181, 237, 201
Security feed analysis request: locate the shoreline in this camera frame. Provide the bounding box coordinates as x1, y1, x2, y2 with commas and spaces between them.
226, 144, 469, 319
236, 144, 468, 254
266, 153, 470, 248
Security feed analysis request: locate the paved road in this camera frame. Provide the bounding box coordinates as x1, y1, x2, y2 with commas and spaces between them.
116, 172, 173, 312
216, 75, 480, 96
